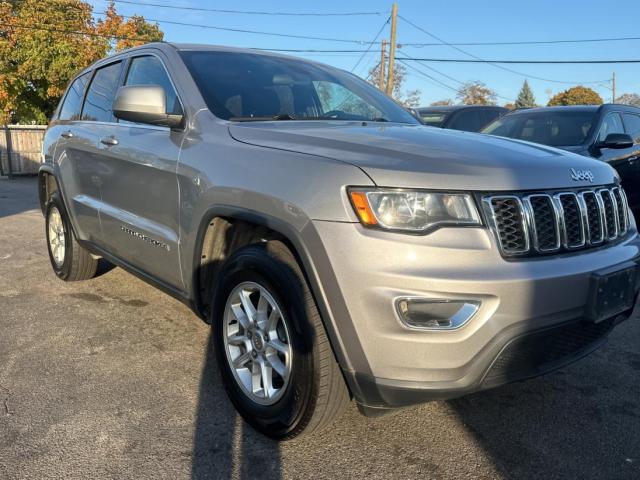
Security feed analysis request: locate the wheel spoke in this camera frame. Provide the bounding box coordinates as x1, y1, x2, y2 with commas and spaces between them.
239, 289, 257, 323
259, 357, 272, 399
227, 333, 247, 346
256, 294, 269, 328
266, 354, 287, 378
231, 303, 251, 330
267, 338, 288, 355
266, 307, 280, 333
232, 350, 252, 368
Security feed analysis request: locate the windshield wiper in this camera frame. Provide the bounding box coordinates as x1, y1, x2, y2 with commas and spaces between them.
229, 113, 297, 122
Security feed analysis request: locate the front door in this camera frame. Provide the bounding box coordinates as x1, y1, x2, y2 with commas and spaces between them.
88, 54, 185, 290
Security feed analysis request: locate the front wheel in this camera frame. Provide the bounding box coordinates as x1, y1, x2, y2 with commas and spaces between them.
212, 241, 350, 440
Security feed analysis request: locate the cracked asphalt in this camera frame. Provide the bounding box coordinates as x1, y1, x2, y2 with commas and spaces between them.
1, 176, 640, 480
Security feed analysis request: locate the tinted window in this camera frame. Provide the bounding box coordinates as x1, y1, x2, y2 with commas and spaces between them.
125, 56, 182, 115
622, 113, 640, 143
82, 62, 123, 122
58, 73, 90, 120
179, 51, 418, 124
483, 111, 596, 146
598, 113, 625, 142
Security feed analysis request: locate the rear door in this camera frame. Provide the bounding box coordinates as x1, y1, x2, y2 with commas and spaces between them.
53, 71, 104, 242
89, 53, 185, 289
620, 112, 640, 213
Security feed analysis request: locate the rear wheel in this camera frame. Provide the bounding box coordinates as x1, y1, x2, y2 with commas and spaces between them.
212, 241, 350, 440
45, 193, 98, 281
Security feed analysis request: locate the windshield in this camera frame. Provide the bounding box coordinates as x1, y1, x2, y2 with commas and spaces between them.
179, 51, 419, 124
482, 110, 597, 147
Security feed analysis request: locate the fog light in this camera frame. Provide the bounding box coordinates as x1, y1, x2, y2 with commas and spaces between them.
395, 298, 480, 330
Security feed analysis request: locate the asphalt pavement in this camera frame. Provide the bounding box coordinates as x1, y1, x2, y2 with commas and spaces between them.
1, 176, 639, 479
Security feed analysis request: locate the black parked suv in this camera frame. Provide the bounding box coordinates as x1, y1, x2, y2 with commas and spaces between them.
417, 105, 508, 132
482, 105, 640, 216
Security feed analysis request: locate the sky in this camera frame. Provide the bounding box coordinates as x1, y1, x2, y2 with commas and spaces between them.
87, 0, 640, 106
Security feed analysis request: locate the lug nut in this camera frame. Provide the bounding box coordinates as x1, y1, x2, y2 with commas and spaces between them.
251, 350, 257, 358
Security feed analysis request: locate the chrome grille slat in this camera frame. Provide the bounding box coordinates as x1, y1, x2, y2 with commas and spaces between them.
485, 185, 630, 257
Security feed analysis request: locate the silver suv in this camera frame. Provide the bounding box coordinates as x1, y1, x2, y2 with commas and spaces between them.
40, 43, 640, 439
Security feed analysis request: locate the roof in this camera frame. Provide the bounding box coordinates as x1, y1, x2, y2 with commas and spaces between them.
506, 104, 640, 116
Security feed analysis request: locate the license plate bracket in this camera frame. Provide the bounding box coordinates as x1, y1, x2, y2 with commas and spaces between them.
585, 262, 637, 323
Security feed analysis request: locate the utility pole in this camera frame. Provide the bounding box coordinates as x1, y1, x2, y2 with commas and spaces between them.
385, 2, 398, 96
378, 40, 387, 91
612, 72, 616, 103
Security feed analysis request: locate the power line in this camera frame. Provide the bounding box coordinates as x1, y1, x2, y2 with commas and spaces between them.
397, 15, 608, 85
401, 36, 640, 47
92, 12, 375, 44
398, 57, 640, 64
105, 0, 385, 16
350, 17, 389, 72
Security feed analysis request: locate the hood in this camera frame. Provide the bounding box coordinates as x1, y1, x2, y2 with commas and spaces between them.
229, 121, 616, 191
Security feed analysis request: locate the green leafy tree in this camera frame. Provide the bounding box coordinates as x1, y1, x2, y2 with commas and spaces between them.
456, 81, 496, 105
515, 80, 536, 108
0, 0, 162, 124
548, 86, 603, 106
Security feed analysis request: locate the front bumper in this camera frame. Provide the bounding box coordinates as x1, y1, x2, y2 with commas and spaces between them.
309, 220, 640, 411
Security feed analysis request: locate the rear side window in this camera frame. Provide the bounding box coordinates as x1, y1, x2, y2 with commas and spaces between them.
125, 56, 182, 115
81, 62, 123, 122
58, 73, 90, 120
597, 113, 625, 142
622, 113, 640, 143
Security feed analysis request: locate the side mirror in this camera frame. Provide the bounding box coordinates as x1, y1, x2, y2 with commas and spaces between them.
113, 85, 183, 129
596, 133, 634, 150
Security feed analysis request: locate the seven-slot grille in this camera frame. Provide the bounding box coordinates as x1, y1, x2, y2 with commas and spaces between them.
485, 186, 630, 257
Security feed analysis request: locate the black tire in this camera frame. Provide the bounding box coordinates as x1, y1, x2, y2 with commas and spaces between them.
211, 240, 350, 440
45, 192, 98, 281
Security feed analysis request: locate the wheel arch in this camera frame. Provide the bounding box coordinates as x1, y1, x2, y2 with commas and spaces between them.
190, 205, 359, 377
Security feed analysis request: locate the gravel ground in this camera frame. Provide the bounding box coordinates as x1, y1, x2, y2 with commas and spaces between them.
1, 176, 639, 480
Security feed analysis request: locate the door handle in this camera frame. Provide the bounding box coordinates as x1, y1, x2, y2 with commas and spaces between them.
628, 156, 638, 163
60, 131, 74, 139
100, 136, 119, 146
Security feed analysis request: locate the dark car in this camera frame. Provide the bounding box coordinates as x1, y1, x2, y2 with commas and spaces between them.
482, 105, 640, 215
417, 105, 508, 132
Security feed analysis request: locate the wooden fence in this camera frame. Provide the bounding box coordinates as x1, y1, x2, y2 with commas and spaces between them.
0, 125, 47, 177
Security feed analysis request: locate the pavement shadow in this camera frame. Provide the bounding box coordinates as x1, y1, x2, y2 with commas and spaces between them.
192, 332, 282, 480
448, 288, 640, 479
0, 177, 40, 219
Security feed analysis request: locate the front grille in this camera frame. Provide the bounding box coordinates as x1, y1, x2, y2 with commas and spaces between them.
484, 185, 631, 257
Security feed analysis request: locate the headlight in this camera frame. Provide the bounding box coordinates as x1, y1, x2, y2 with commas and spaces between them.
349, 188, 481, 233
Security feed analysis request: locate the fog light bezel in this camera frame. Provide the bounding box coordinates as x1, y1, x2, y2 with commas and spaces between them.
394, 297, 480, 331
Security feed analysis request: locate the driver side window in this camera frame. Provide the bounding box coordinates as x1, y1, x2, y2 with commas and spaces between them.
598, 113, 625, 142
313, 81, 382, 119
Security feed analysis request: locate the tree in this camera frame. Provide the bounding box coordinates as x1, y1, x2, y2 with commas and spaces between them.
456, 81, 496, 105
503, 103, 515, 110
430, 99, 453, 106
96, 1, 163, 52
0, 0, 163, 124
515, 80, 536, 108
548, 86, 603, 106
615, 93, 640, 107
367, 62, 421, 107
